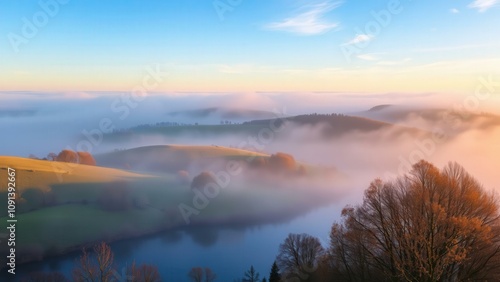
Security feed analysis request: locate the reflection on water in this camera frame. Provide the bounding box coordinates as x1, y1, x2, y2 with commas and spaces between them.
7, 204, 341, 281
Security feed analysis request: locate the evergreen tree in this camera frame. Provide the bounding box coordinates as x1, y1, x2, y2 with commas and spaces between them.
269, 261, 281, 282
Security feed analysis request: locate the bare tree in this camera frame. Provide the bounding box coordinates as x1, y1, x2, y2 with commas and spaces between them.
47, 152, 57, 161
127, 262, 161, 282
205, 267, 217, 282
277, 233, 325, 281
188, 267, 217, 282
73, 242, 115, 282
329, 160, 500, 282
188, 267, 204, 282
243, 265, 260, 282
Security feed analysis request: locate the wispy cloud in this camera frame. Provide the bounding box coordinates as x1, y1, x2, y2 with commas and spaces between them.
343, 34, 374, 45
377, 58, 412, 66
357, 54, 379, 61
356, 53, 411, 65
450, 8, 460, 13
468, 0, 499, 12
264, 2, 341, 35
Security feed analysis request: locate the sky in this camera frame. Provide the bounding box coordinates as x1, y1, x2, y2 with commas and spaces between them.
0, 0, 499, 94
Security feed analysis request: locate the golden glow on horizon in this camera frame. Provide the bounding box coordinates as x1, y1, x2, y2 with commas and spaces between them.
1, 58, 498, 93
0, 73, 483, 94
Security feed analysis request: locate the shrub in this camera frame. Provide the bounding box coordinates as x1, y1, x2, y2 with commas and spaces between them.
77, 151, 96, 166
55, 149, 78, 163
269, 152, 296, 172
190, 172, 216, 190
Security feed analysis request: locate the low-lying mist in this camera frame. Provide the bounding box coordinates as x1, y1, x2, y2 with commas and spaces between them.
2, 91, 499, 207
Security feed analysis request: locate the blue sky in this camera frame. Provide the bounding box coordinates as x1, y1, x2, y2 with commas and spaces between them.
0, 0, 499, 93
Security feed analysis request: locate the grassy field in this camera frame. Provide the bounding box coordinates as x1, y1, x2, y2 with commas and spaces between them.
0, 156, 188, 262
0, 146, 334, 264
0, 156, 150, 192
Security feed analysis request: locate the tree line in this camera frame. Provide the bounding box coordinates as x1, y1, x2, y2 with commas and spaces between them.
29, 149, 97, 166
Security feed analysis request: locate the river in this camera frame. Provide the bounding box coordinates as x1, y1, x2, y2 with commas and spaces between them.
12, 204, 342, 281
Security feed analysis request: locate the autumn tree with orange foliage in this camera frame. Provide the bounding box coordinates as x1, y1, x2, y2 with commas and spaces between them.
77, 151, 97, 165
250, 152, 300, 175
329, 160, 500, 282
55, 149, 96, 166
269, 152, 296, 172
56, 149, 79, 163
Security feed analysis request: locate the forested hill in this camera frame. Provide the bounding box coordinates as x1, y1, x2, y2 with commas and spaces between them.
243, 113, 423, 137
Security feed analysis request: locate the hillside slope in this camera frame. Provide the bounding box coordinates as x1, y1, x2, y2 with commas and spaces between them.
95, 144, 269, 172
0, 156, 149, 192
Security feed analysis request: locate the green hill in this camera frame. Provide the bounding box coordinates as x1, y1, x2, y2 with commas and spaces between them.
95, 144, 268, 172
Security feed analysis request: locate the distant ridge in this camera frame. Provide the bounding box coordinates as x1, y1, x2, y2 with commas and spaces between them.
104, 112, 426, 142
242, 113, 426, 138
368, 104, 393, 112
356, 105, 500, 132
